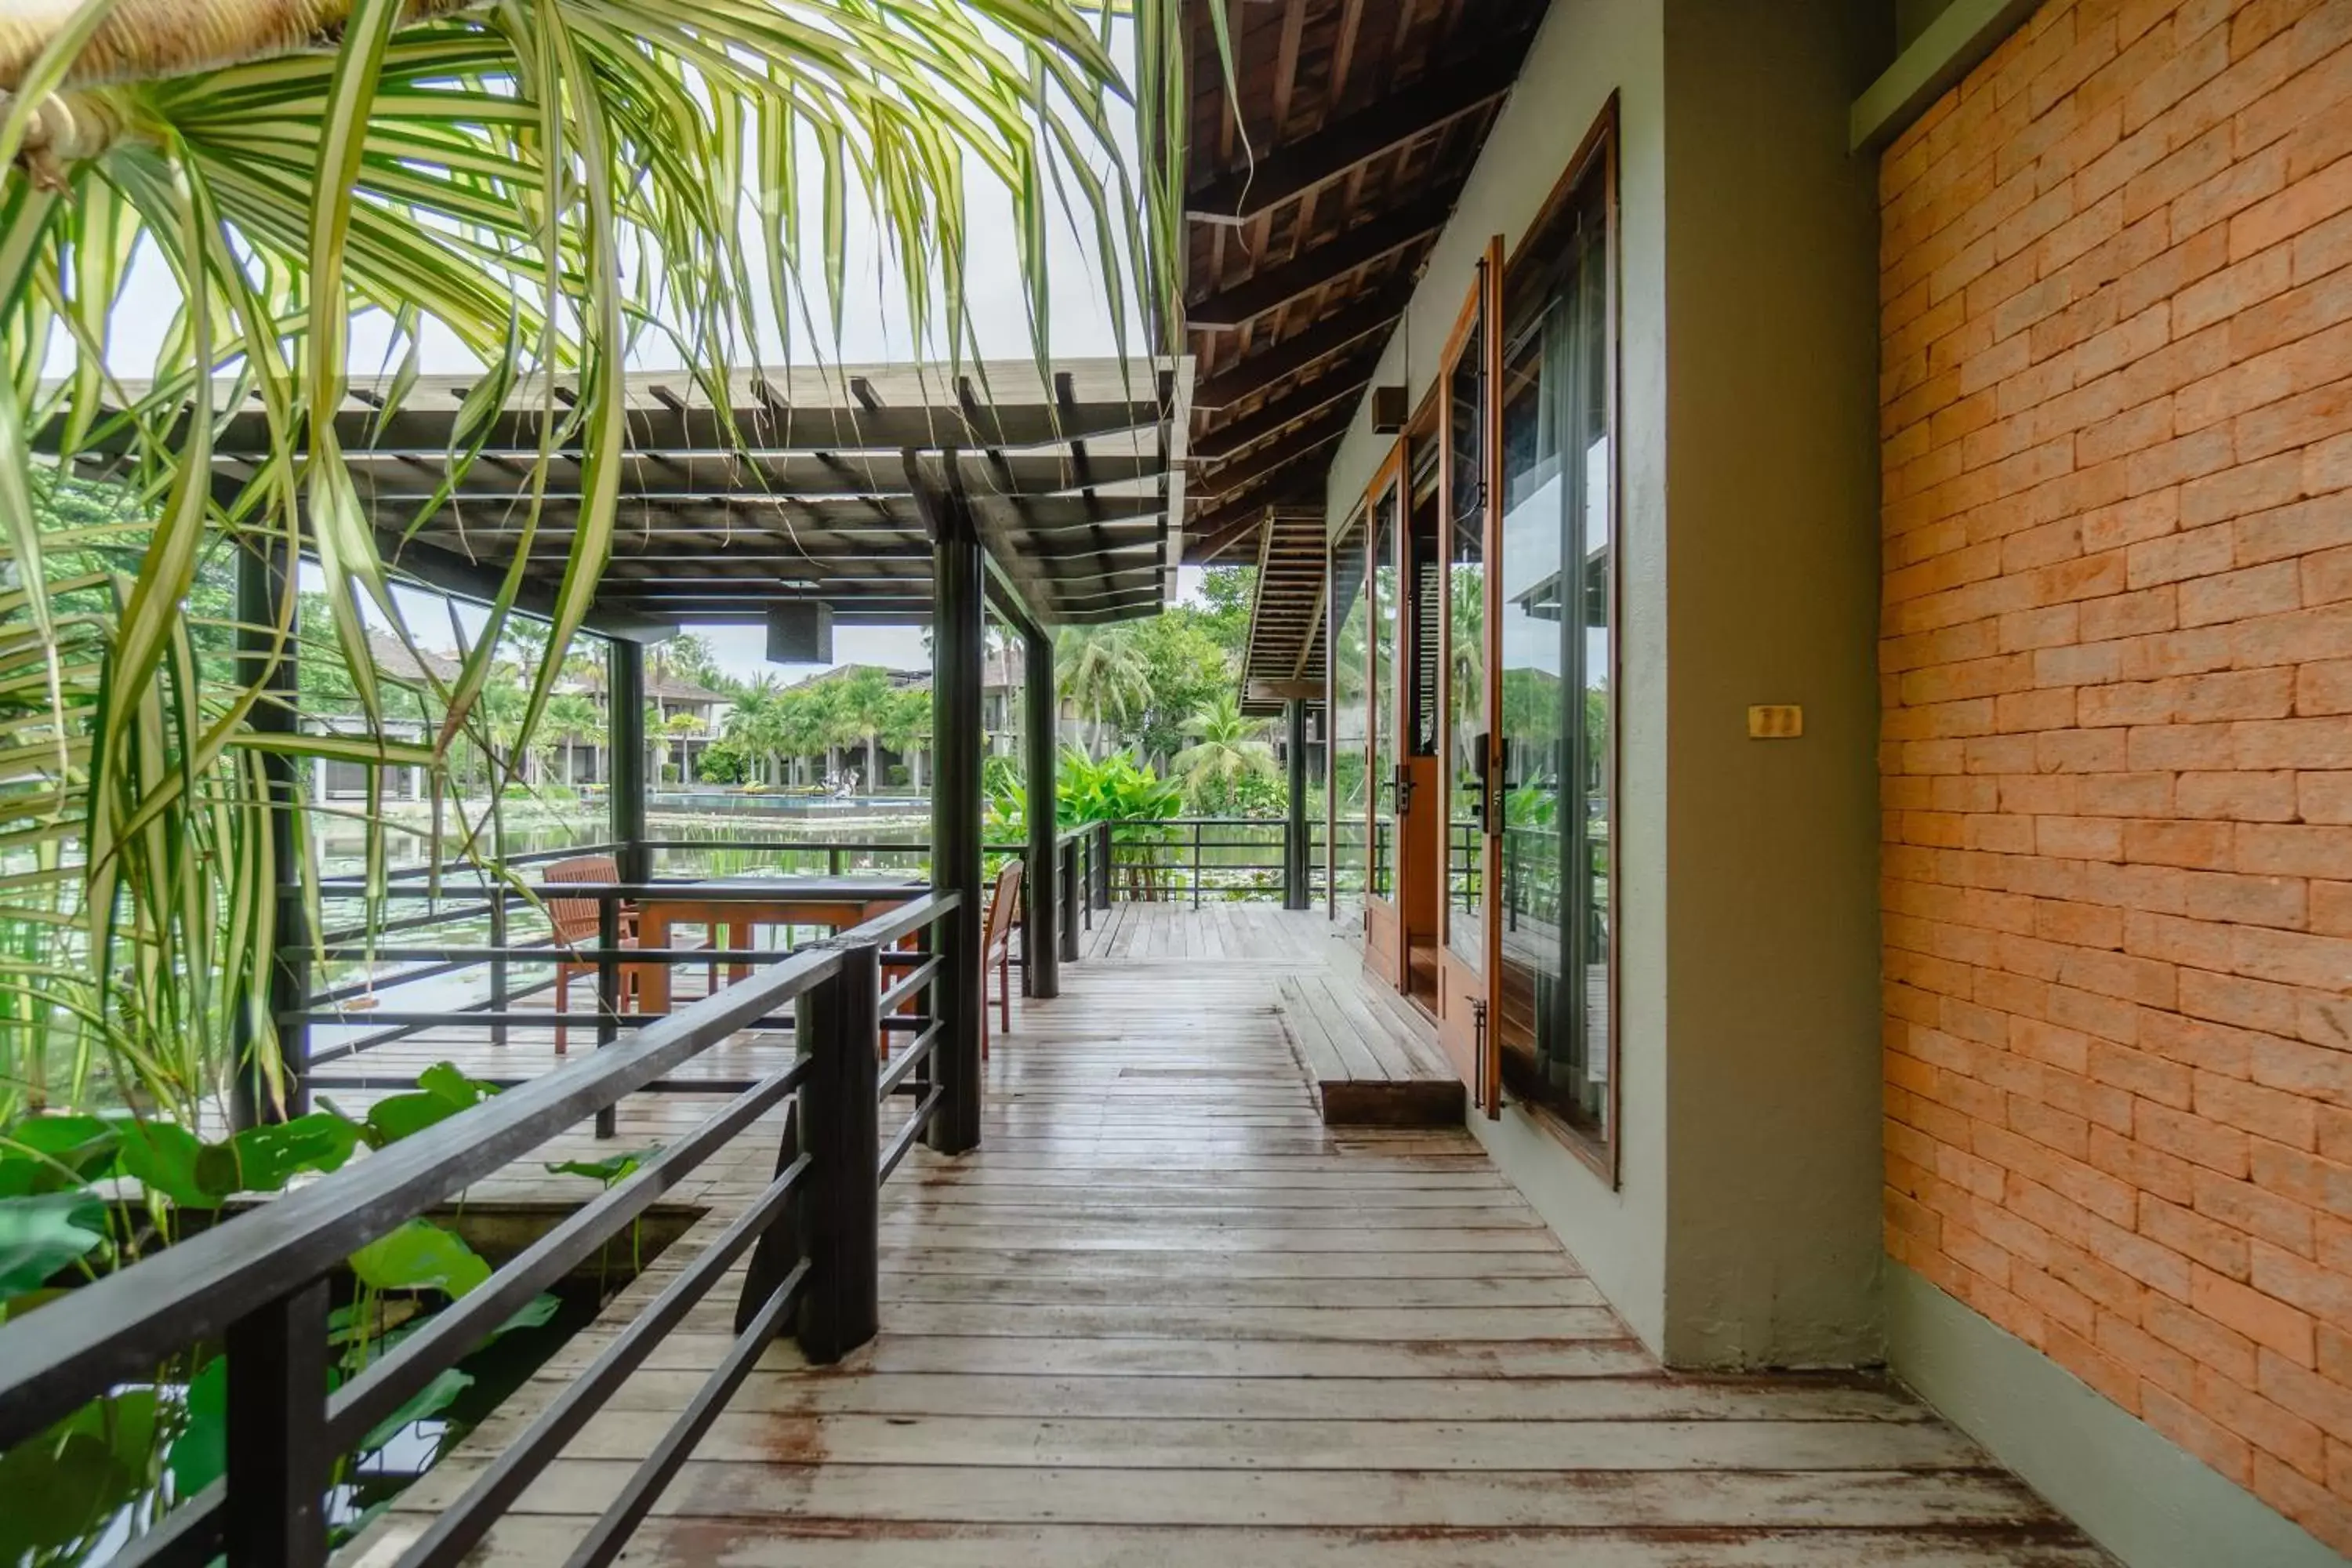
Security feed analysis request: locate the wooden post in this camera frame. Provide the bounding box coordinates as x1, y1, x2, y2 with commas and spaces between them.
594, 894, 620, 1140
1284, 698, 1310, 909
609, 637, 648, 884
1023, 626, 1060, 1000
924, 472, 985, 1156
1058, 838, 1082, 964
790, 942, 880, 1361
226, 1276, 331, 1567
234, 532, 305, 1128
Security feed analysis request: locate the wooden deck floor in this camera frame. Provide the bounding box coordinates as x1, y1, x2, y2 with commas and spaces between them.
368, 904, 2109, 1567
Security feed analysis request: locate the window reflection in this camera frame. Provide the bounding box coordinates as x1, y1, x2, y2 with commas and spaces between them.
1369, 481, 1399, 900
1495, 172, 1613, 1144
1330, 509, 1370, 902
1446, 293, 1487, 968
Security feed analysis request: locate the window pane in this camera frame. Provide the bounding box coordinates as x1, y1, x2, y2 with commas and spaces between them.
1330, 509, 1370, 901
1497, 181, 1612, 1142
1369, 480, 1399, 901
1446, 306, 1486, 968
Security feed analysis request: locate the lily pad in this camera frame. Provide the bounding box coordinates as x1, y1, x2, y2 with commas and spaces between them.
349, 1220, 490, 1300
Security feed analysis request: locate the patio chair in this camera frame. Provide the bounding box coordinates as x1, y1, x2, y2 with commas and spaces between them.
543, 855, 714, 1052
981, 858, 1022, 1060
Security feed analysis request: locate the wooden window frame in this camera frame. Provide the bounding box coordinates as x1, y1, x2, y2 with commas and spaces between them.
1491, 95, 1622, 1185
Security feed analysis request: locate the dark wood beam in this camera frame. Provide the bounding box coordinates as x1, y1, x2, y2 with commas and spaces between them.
1186, 53, 1519, 227
1194, 404, 1352, 499
1192, 292, 1402, 410
1186, 190, 1457, 331
1190, 351, 1376, 463
1187, 504, 1272, 565
335, 448, 1164, 502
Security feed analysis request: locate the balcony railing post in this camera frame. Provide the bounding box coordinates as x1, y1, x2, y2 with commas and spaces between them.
1191, 820, 1202, 909
1058, 839, 1081, 965
926, 898, 983, 1156
488, 886, 510, 1047
1092, 820, 1112, 909
226, 1275, 332, 1568
595, 892, 620, 1139
788, 942, 880, 1363
234, 531, 303, 1130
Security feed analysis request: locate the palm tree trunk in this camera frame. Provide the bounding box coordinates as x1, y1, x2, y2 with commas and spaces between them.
866, 735, 880, 789
2, 0, 483, 95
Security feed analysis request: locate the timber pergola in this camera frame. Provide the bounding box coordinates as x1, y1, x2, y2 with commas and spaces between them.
169, 358, 1192, 637
48, 354, 1191, 1117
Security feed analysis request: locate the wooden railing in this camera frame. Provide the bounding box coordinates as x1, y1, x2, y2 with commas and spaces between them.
0, 895, 961, 1568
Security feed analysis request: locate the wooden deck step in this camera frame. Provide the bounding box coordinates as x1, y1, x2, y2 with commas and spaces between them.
1277, 963, 1463, 1127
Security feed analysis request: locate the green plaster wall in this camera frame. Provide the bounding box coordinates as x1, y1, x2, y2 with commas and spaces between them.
1325, 0, 1888, 1370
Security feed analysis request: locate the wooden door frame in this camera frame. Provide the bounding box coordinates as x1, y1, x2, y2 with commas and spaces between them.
1358, 438, 1410, 985
1434, 238, 1507, 1111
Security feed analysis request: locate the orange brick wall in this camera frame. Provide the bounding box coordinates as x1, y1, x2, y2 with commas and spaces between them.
1877, 0, 2352, 1548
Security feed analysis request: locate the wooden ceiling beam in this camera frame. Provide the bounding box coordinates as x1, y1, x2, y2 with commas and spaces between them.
334, 448, 1163, 502
1195, 403, 1352, 499
1186, 189, 1456, 332
1186, 52, 1518, 227
1190, 351, 1376, 463
1192, 291, 1402, 409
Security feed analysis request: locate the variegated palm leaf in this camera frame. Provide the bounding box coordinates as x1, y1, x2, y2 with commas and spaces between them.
0, 0, 1188, 1122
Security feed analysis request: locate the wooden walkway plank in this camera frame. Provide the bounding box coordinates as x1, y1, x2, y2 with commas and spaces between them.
358, 902, 2100, 1568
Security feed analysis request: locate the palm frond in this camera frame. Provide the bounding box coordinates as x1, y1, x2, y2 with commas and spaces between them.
0, 0, 1191, 1122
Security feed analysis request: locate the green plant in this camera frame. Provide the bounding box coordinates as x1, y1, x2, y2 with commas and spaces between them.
1170, 691, 1279, 814
0, 0, 1191, 1142
0, 1062, 547, 1555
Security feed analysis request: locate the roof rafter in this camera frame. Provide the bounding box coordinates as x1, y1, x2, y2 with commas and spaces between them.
1185, 49, 1519, 227
1187, 188, 1457, 332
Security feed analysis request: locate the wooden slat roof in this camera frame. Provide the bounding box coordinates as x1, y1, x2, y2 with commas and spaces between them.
54, 358, 1191, 638
1179, 0, 1541, 566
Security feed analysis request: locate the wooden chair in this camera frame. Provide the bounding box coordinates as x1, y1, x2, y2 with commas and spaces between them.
980, 858, 1023, 1061
543, 856, 714, 1052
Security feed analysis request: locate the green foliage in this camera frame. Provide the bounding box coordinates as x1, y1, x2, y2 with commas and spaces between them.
694, 737, 750, 785
0, 1193, 108, 1303
350, 1221, 492, 1301
1056, 747, 1181, 827
1171, 691, 1279, 814
546, 1148, 658, 1187
0, 1386, 168, 1566
0, 1058, 532, 1553
352, 1063, 500, 1149
1054, 571, 1268, 787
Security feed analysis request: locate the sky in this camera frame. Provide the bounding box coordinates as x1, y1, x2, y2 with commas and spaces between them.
68, 21, 1211, 686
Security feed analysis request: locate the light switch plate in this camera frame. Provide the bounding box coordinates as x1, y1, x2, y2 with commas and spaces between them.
1748, 704, 1803, 739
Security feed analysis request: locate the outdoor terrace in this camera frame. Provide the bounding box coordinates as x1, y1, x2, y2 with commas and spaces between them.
345, 902, 2107, 1567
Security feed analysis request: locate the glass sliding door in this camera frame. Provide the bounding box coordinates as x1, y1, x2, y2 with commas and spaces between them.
1329, 506, 1370, 906
1368, 462, 1402, 902
1441, 259, 1497, 973
1496, 134, 1615, 1158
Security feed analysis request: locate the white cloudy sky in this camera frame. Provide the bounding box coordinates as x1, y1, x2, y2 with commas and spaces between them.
59, 23, 1208, 684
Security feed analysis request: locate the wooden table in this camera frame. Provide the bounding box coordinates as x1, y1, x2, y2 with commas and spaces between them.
633, 877, 920, 1014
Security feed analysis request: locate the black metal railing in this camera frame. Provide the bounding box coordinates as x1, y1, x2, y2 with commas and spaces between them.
1099, 816, 1364, 906
293, 828, 1101, 1087
0, 894, 960, 1568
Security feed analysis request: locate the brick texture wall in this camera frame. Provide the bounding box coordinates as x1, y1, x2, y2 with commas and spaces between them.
1878, 0, 2352, 1549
